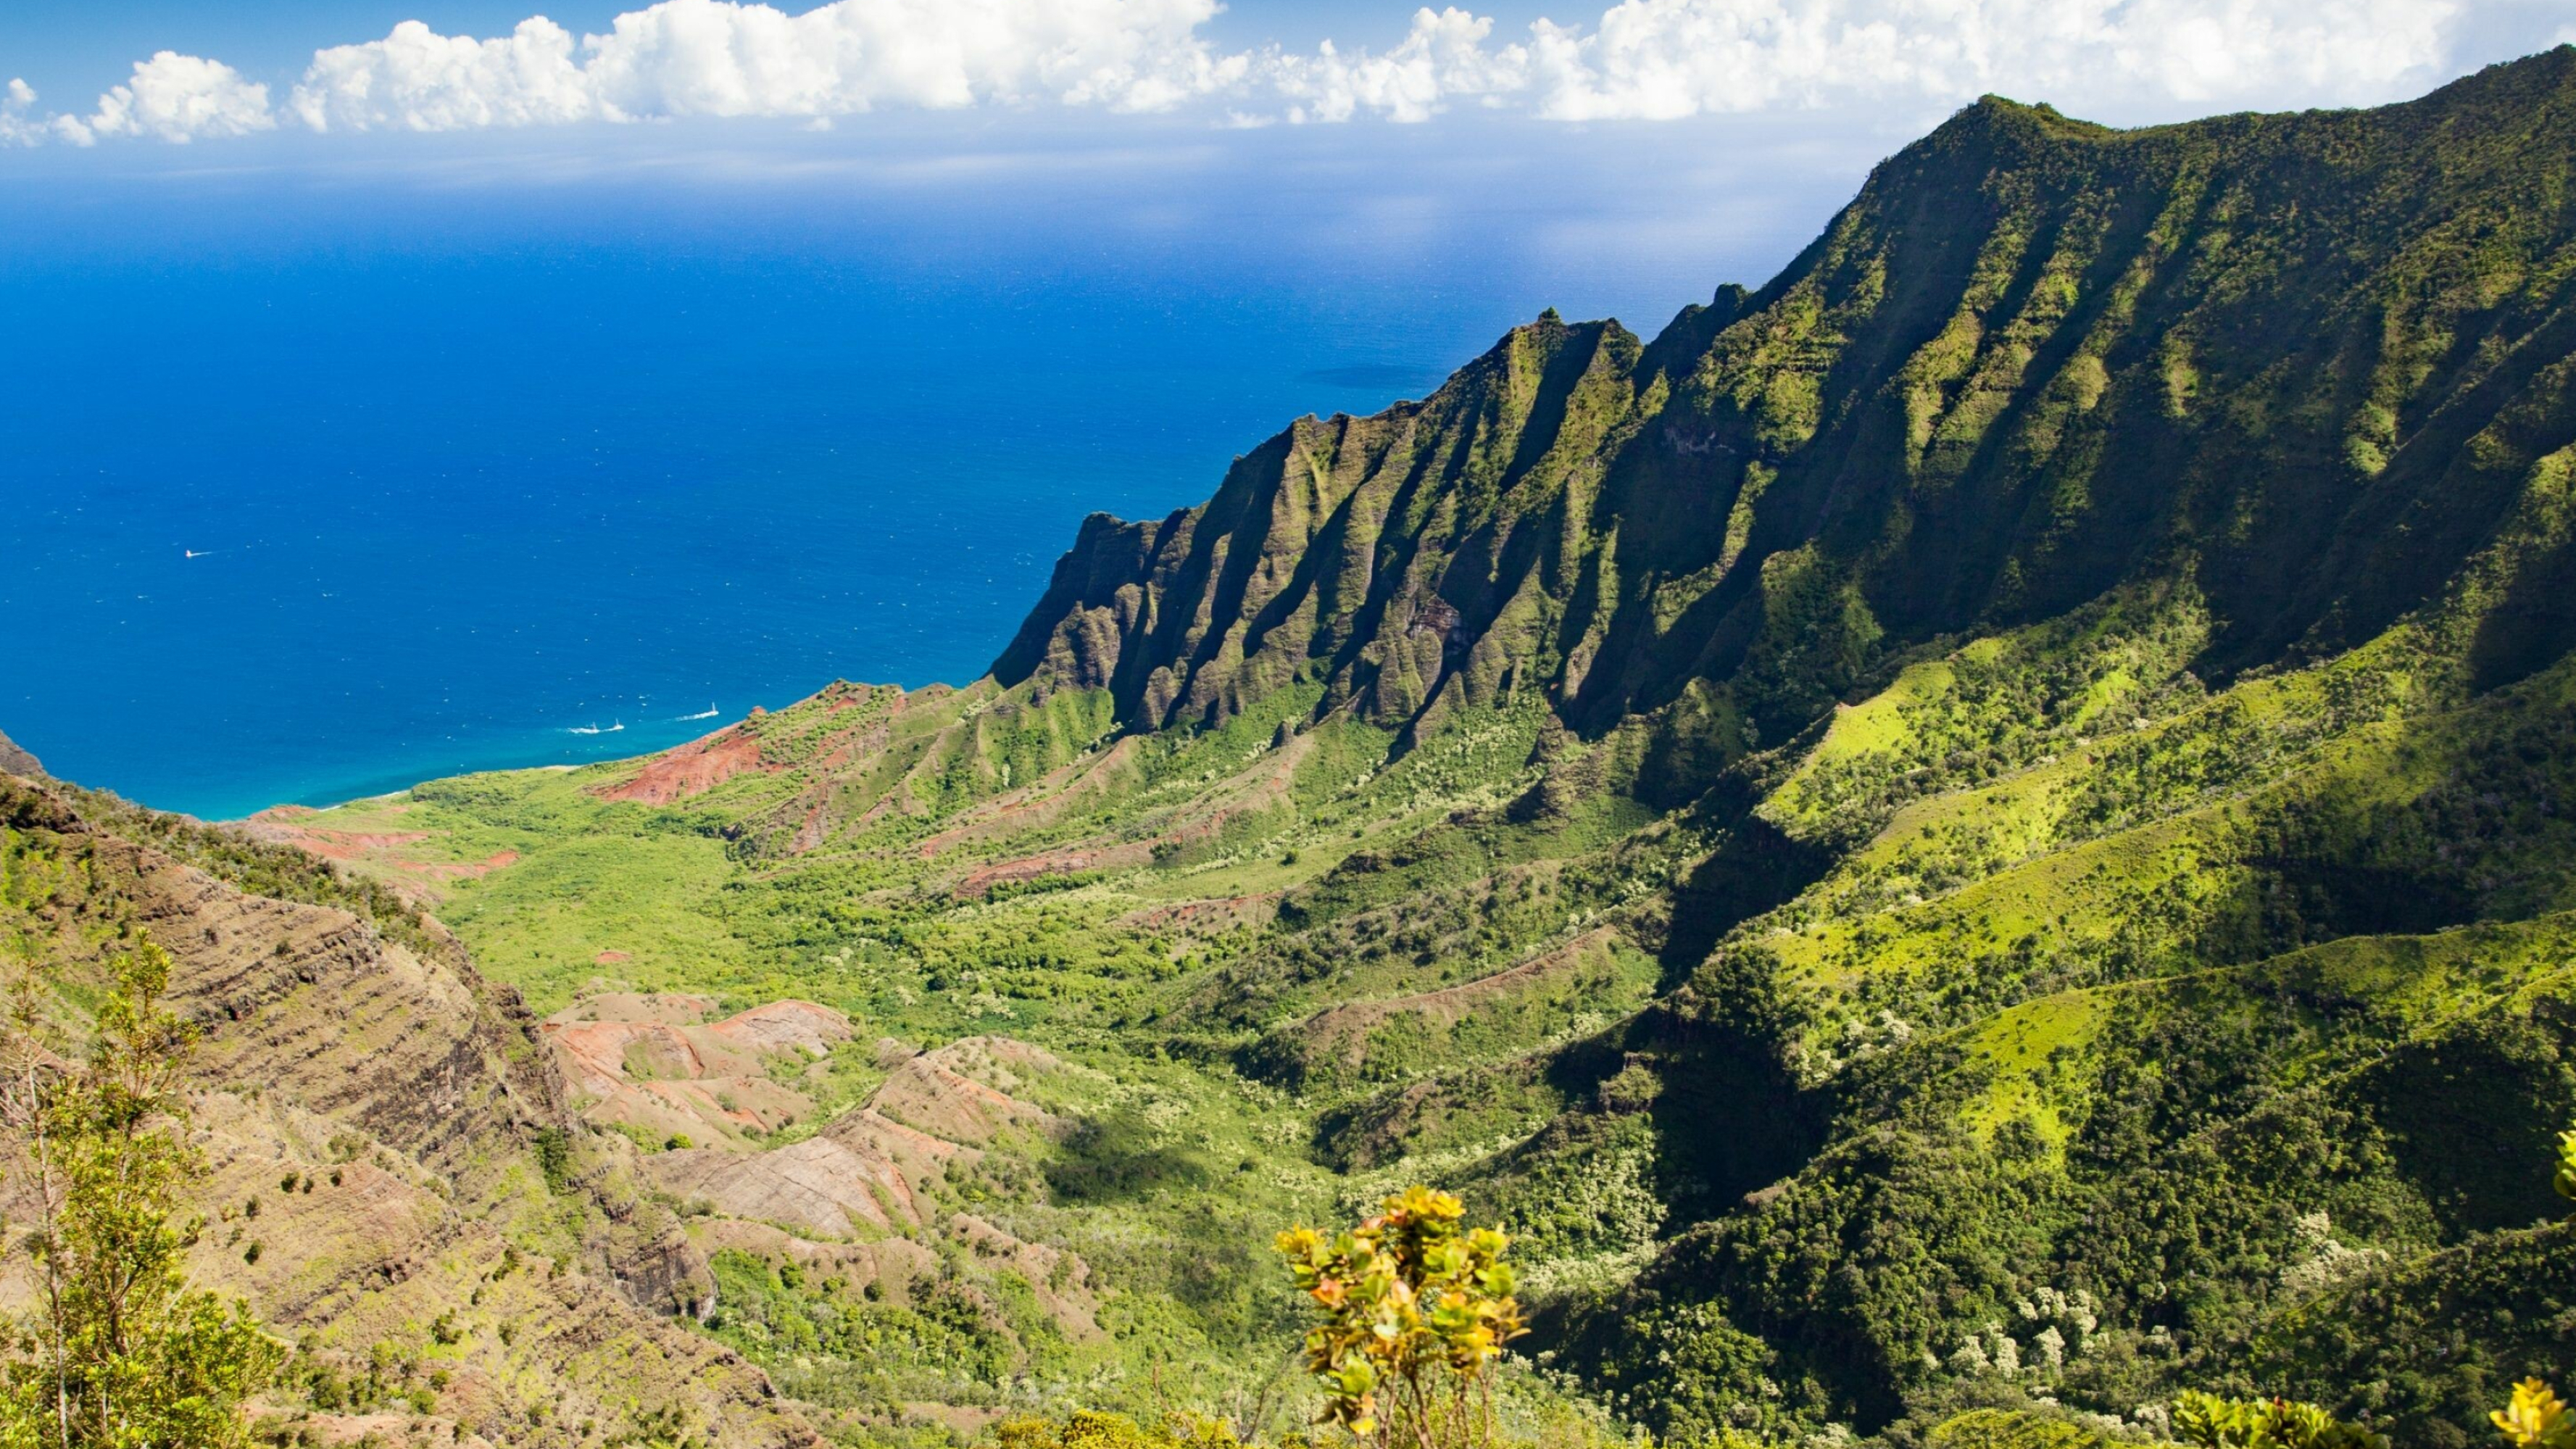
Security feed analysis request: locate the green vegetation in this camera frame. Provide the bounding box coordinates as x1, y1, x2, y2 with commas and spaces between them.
1276, 1187, 1525, 1449
14, 46, 2576, 1449
996, 1411, 1240, 1449
0, 934, 280, 1448
2171, 1394, 2380, 1449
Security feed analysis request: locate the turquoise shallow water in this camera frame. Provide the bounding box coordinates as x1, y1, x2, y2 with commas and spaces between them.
0, 120, 1877, 820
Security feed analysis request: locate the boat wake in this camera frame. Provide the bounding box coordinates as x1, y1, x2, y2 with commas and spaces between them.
673, 705, 720, 722
567, 721, 626, 736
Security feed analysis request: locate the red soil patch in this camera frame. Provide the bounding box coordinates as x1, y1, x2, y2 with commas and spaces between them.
1119, 892, 1282, 940
707, 1000, 851, 1056
1123, 891, 1281, 927
916, 737, 1142, 860
596, 727, 777, 806
954, 839, 1156, 899
788, 797, 832, 854
538, 995, 852, 1137
543, 1020, 708, 1100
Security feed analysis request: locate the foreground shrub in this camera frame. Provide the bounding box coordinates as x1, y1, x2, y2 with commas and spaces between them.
1276, 1186, 1525, 1449
2489, 1126, 2575, 1449
2493, 1380, 2572, 1449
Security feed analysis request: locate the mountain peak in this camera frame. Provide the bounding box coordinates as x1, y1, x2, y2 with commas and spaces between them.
994, 56, 2576, 771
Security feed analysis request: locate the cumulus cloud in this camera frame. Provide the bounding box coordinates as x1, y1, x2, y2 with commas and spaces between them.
0, 78, 41, 146
59, 51, 277, 144
0, 0, 2529, 145
1274, 0, 2465, 123
1517, 0, 2462, 121
1267, 9, 1533, 124
291, 0, 1242, 132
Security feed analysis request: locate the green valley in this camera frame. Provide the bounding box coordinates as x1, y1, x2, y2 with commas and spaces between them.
7, 44, 2576, 1449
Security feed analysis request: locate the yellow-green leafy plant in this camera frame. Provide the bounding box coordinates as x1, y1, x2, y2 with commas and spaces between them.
2554, 1126, 2574, 1205
2171, 1391, 2382, 1449
1275, 1186, 1525, 1449
2493, 1379, 2573, 1449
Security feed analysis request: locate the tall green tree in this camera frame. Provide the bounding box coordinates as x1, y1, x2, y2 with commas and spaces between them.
0, 931, 280, 1448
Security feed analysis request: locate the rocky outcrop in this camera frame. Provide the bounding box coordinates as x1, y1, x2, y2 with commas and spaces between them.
0, 726, 42, 779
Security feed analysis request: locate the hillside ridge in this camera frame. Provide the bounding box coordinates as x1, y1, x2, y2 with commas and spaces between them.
996, 46, 2576, 774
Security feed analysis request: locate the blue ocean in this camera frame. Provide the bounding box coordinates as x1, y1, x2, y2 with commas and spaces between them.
0, 117, 1881, 820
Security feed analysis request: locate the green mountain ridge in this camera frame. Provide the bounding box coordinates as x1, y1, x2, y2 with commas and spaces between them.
5, 47, 2575, 1449
994, 49, 2576, 762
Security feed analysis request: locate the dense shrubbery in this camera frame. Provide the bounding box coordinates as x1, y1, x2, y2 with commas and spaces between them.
996, 1410, 1242, 1449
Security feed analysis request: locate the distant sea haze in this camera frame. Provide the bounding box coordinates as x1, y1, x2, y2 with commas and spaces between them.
0, 121, 1874, 820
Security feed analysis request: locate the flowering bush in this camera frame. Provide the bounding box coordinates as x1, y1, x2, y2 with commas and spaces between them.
2494, 1380, 2573, 1449
1275, 1186, 1526, 1449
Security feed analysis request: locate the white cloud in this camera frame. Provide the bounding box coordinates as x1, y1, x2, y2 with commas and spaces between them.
0, 0, 2531, 146
0, 78, 41, 146
291, 0, 1243, 133
1288, 0, 2464, 124
291, 19, 596, 133
65, 51, 277, 144
1267, 9, 1532, 123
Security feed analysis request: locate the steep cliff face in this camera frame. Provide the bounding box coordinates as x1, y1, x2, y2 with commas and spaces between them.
0, 779, 815, 1448
997, 51, 2576, 768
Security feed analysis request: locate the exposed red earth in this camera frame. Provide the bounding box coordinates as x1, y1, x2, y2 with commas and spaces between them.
594, 727, 779, 805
